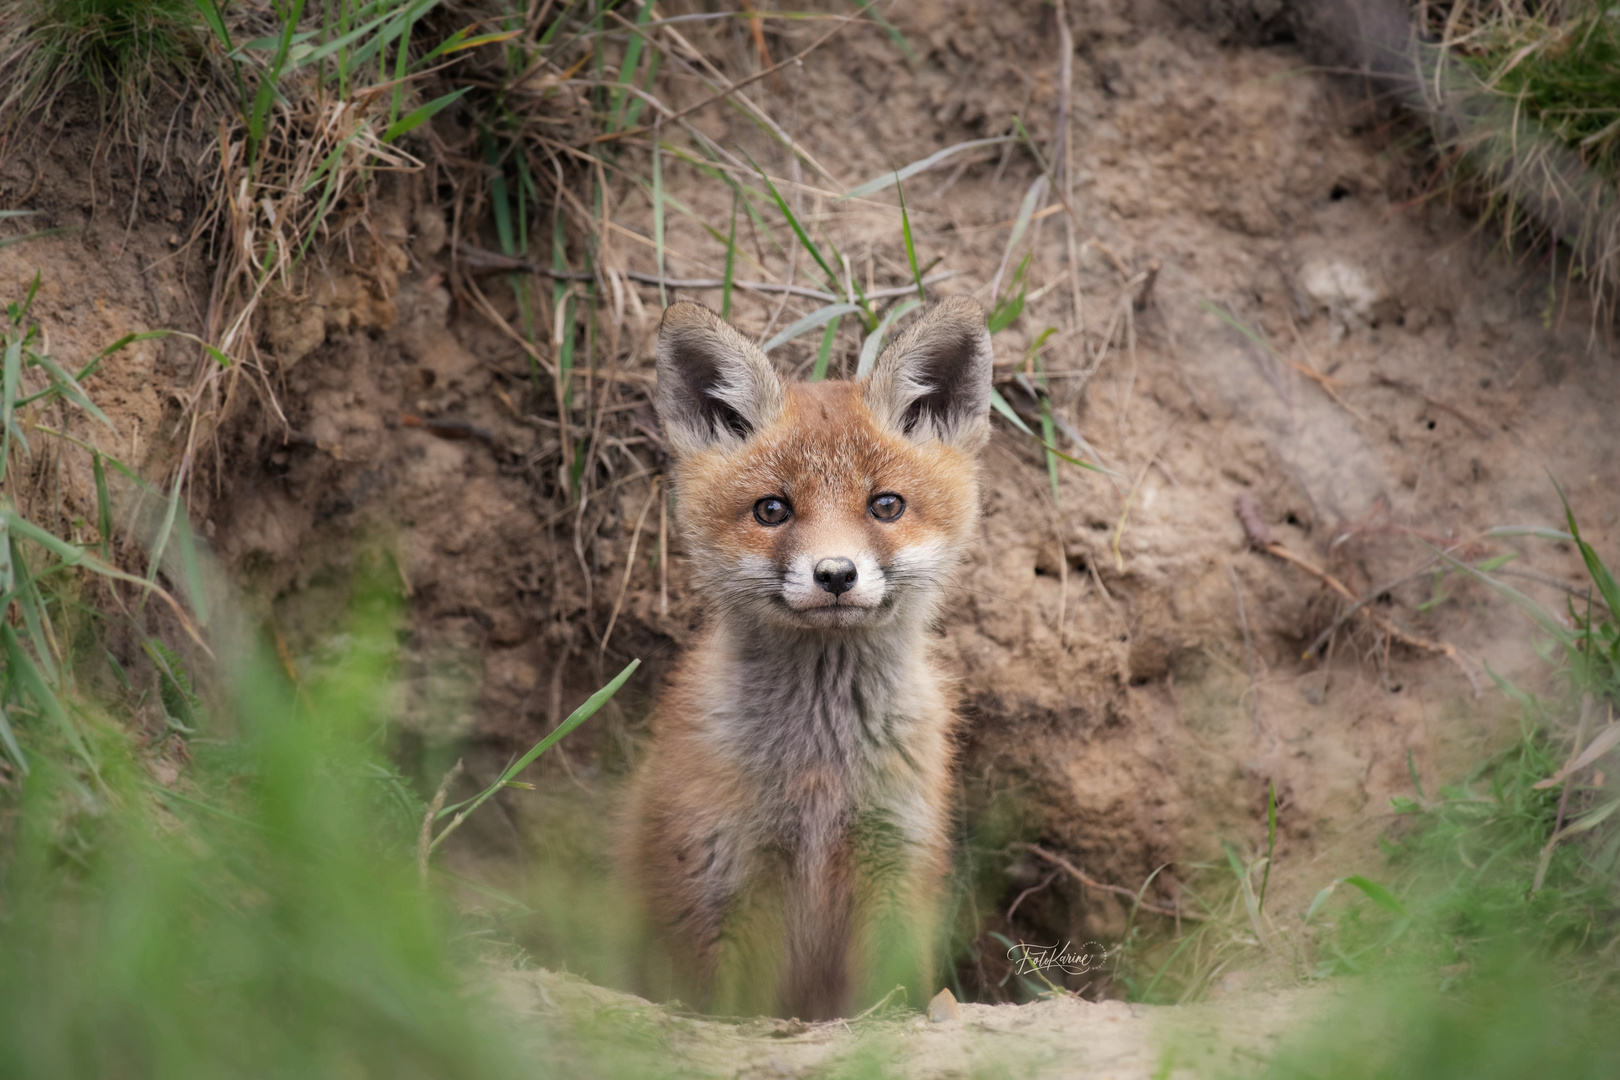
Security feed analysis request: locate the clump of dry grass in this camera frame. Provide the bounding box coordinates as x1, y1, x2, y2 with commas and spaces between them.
0, 0, 213, 137
148, 1, 507, 498
1407, 1, 1620, 314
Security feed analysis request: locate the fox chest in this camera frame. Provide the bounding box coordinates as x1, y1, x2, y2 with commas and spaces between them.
704, 641, 941, 772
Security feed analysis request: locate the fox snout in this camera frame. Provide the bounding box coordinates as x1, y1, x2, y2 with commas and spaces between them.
814, 557, 857, 594
781, 547, 886, 622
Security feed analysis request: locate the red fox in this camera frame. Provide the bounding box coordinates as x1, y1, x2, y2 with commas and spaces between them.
621, 296, 994, 1021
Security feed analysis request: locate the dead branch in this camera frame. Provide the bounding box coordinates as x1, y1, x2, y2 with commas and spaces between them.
1016, 843, 1208, 921
418, 758, 465, 885
1250, 534, 1481, 696
455, 242, 954, 303
1373, 372, 1495, 438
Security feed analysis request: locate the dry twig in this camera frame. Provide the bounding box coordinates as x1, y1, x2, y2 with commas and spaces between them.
1240, 510, 1481, 695
417, 758, 465, 885
1373, 372, 1495, 438
1017, 843, 1207, 921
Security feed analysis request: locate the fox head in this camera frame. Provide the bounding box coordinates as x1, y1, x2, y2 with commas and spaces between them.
655, 297, 993, 634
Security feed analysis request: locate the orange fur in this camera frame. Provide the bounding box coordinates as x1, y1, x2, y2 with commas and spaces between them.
621, 299, 992, 1020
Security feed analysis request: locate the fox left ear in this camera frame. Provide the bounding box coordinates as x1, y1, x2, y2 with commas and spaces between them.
656, 301, 787, 457
862, 296, 993, 451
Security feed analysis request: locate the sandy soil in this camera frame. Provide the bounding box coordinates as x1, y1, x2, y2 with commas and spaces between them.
2, 0, 1616, 1050
485, 960, 1335, 1079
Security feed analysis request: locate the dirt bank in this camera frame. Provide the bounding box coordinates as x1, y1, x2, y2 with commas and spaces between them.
2, 0, 1615, 1011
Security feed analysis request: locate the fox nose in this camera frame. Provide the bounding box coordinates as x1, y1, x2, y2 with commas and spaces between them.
813, 557, 858, 596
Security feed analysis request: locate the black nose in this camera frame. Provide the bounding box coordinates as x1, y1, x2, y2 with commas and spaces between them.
813, 557, 858, 596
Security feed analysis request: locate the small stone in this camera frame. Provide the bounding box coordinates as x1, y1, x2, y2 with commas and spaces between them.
926, 987, 960, 1023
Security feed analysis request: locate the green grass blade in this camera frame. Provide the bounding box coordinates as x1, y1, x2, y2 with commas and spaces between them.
293, 4, 397, 69
897, 176, 926, 303
0, 701, 27, 776
172, 511, 210, 628
92, 451, 111, 560
608, 0, 656, 131
1428, 544, 1577, 645
92, 330, 229, 370
1, 334, 20, 484
1, 623, 94, 774
300, 131, 359, 194
9, 542, 58, 683
620, 42, 662, 131
1486, 526, 1575, 542
4, 512, 85, 567
1011, 113, 1053, 178
389, 1, 416, 131
1342, 875, 1410, 917
1554, 480, 1620, 620
761, 303, 861, 354
721, 189, 738, 320
140, 474, 190, 618
811, 317, 840, 381
662, 144, 784, 254
1560, 797, 1620, 837
856, 298, 921, 378
18, 272, 39, 319
989, 388, 1108, 474
29, 350, 115, 431
1037, 373, 1060, 506
2, 512, 202, 629
636, 179, 776, 282
988, 252, 1033, 334
1304, 881, 1339, 924
248, 0, 309, 161
337, 0, 440, 72
990, 387, 1038, 437
989, 175, 1044, 301
420, 26, 521, 63
751, 157, 842, 293
430, 659, 641, 847
850, 0, 916, 63
381, 87, 468, 142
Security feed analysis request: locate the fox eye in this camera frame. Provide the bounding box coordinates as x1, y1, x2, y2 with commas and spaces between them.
869, 493, 905, 522
753, 496, 792, 526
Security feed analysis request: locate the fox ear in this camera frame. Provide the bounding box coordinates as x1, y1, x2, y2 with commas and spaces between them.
862, 296, 993, 451
656, 301, 787, 456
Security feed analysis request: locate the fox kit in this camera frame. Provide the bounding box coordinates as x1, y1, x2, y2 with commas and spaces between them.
622, 297, 993, 1020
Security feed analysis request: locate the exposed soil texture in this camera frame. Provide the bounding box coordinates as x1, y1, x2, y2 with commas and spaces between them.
4, 0, 1617, 1038
486, 960, 1336, 1079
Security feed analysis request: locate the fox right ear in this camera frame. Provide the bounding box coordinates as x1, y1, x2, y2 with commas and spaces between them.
655, 302, 786, 456
863, 296, 993, 452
